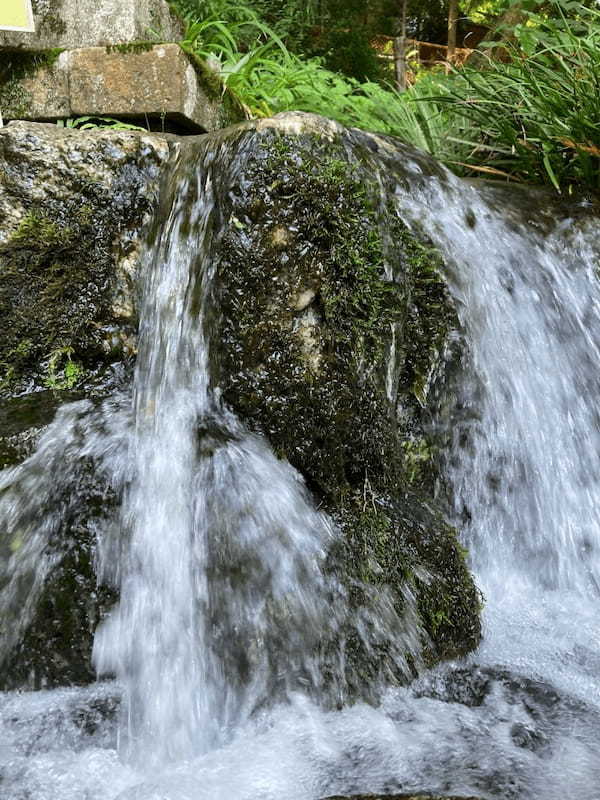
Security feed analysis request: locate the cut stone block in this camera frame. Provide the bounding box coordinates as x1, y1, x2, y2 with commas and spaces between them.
69, 44, 234, 132
0, 0, 184, 51
1, 45, 245, 133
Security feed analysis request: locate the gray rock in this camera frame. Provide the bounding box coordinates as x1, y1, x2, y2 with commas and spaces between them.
1, 45, 246, 133
0, 121, 172, 398
68, 44, 242, 132
0, 0, 183, 51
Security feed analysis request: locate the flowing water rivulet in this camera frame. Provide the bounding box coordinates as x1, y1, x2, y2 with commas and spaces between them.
2, 124, 600, 799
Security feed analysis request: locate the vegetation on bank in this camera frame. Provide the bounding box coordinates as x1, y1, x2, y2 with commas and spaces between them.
169, 0, 600, 193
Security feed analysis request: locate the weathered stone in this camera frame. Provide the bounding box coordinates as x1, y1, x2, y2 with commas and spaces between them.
1, 45, 244, 133
0, 0, 184, 51
1, 49, 70, 120
0, 121, 173, 399
0, 121, 176, 688
68, 44, 237, 132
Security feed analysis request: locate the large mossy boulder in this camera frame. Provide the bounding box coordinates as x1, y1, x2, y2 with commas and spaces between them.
0, 115, 481, 690
212, 114, 481, 668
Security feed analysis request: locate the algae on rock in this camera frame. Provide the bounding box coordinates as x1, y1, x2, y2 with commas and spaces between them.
213, 114, 481, 671
0, 114, 482, 691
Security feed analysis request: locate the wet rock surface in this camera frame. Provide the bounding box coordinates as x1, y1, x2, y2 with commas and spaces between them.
0, 115, 481, 689
0, 397, 128, 689
0, 122, 172, 400
0, 122, 166, 688
322, 795, 482, 799
214, 114, 481, 669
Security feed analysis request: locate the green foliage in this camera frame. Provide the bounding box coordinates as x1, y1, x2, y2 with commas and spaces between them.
441, 0, 600, 191
56, 116, 148, 131
172, 0, 600, 192
43, 347, 83, 391
321, 29, 383, 83
173, 1, 472, 159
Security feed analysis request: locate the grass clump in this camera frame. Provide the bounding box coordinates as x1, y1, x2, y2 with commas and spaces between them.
440, 1, 600, 192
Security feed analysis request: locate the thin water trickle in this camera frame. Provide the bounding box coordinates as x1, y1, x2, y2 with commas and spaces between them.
2, 138, 600, 799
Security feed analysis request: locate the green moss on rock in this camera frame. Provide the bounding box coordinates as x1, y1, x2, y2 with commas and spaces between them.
179, 44, 247, 125
0, 202, 104, 394
217, 131, 405, 499
0, 128, 167, 399
0, 48, 64, 119
106, 41, 156, 55
214, 122, 482, 670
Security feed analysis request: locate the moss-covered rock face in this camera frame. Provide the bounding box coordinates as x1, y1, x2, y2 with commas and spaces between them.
0, 115, 481, 689
0, 122, 171, 399
213, 114, 481, 665
216, 116, 456, 499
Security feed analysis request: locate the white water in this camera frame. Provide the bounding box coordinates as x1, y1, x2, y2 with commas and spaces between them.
396, 176, 600, 710
2, 144, 600, 799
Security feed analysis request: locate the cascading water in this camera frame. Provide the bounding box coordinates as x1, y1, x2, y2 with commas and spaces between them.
396, 176, 600, 706
2, 128, 600, 800
91, 146, 420, 763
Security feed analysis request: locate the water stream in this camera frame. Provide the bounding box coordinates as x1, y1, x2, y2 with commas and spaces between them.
1, 137, 600, 798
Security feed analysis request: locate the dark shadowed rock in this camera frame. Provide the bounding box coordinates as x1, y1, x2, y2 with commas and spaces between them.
212, 115, 481, 671
0, 115, 481, 690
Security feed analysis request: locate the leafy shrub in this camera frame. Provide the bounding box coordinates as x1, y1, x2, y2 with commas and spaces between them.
173, 0, 600, 192
321, 29, 383, 83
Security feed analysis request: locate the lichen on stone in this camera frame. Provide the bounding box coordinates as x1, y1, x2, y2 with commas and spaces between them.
0, 48, 64, 119
0, 124, 170, 399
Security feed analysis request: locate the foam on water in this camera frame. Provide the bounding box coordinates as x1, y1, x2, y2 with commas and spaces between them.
393, 174, 600, 709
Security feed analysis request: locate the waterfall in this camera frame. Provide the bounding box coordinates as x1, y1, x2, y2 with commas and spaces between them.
2, 129, 600, 799
393, 175, 600, 708
88, 143, 422, 766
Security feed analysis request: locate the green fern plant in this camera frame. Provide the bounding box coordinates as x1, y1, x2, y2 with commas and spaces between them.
57, 116, 148, 131
44, 346, 83, 391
